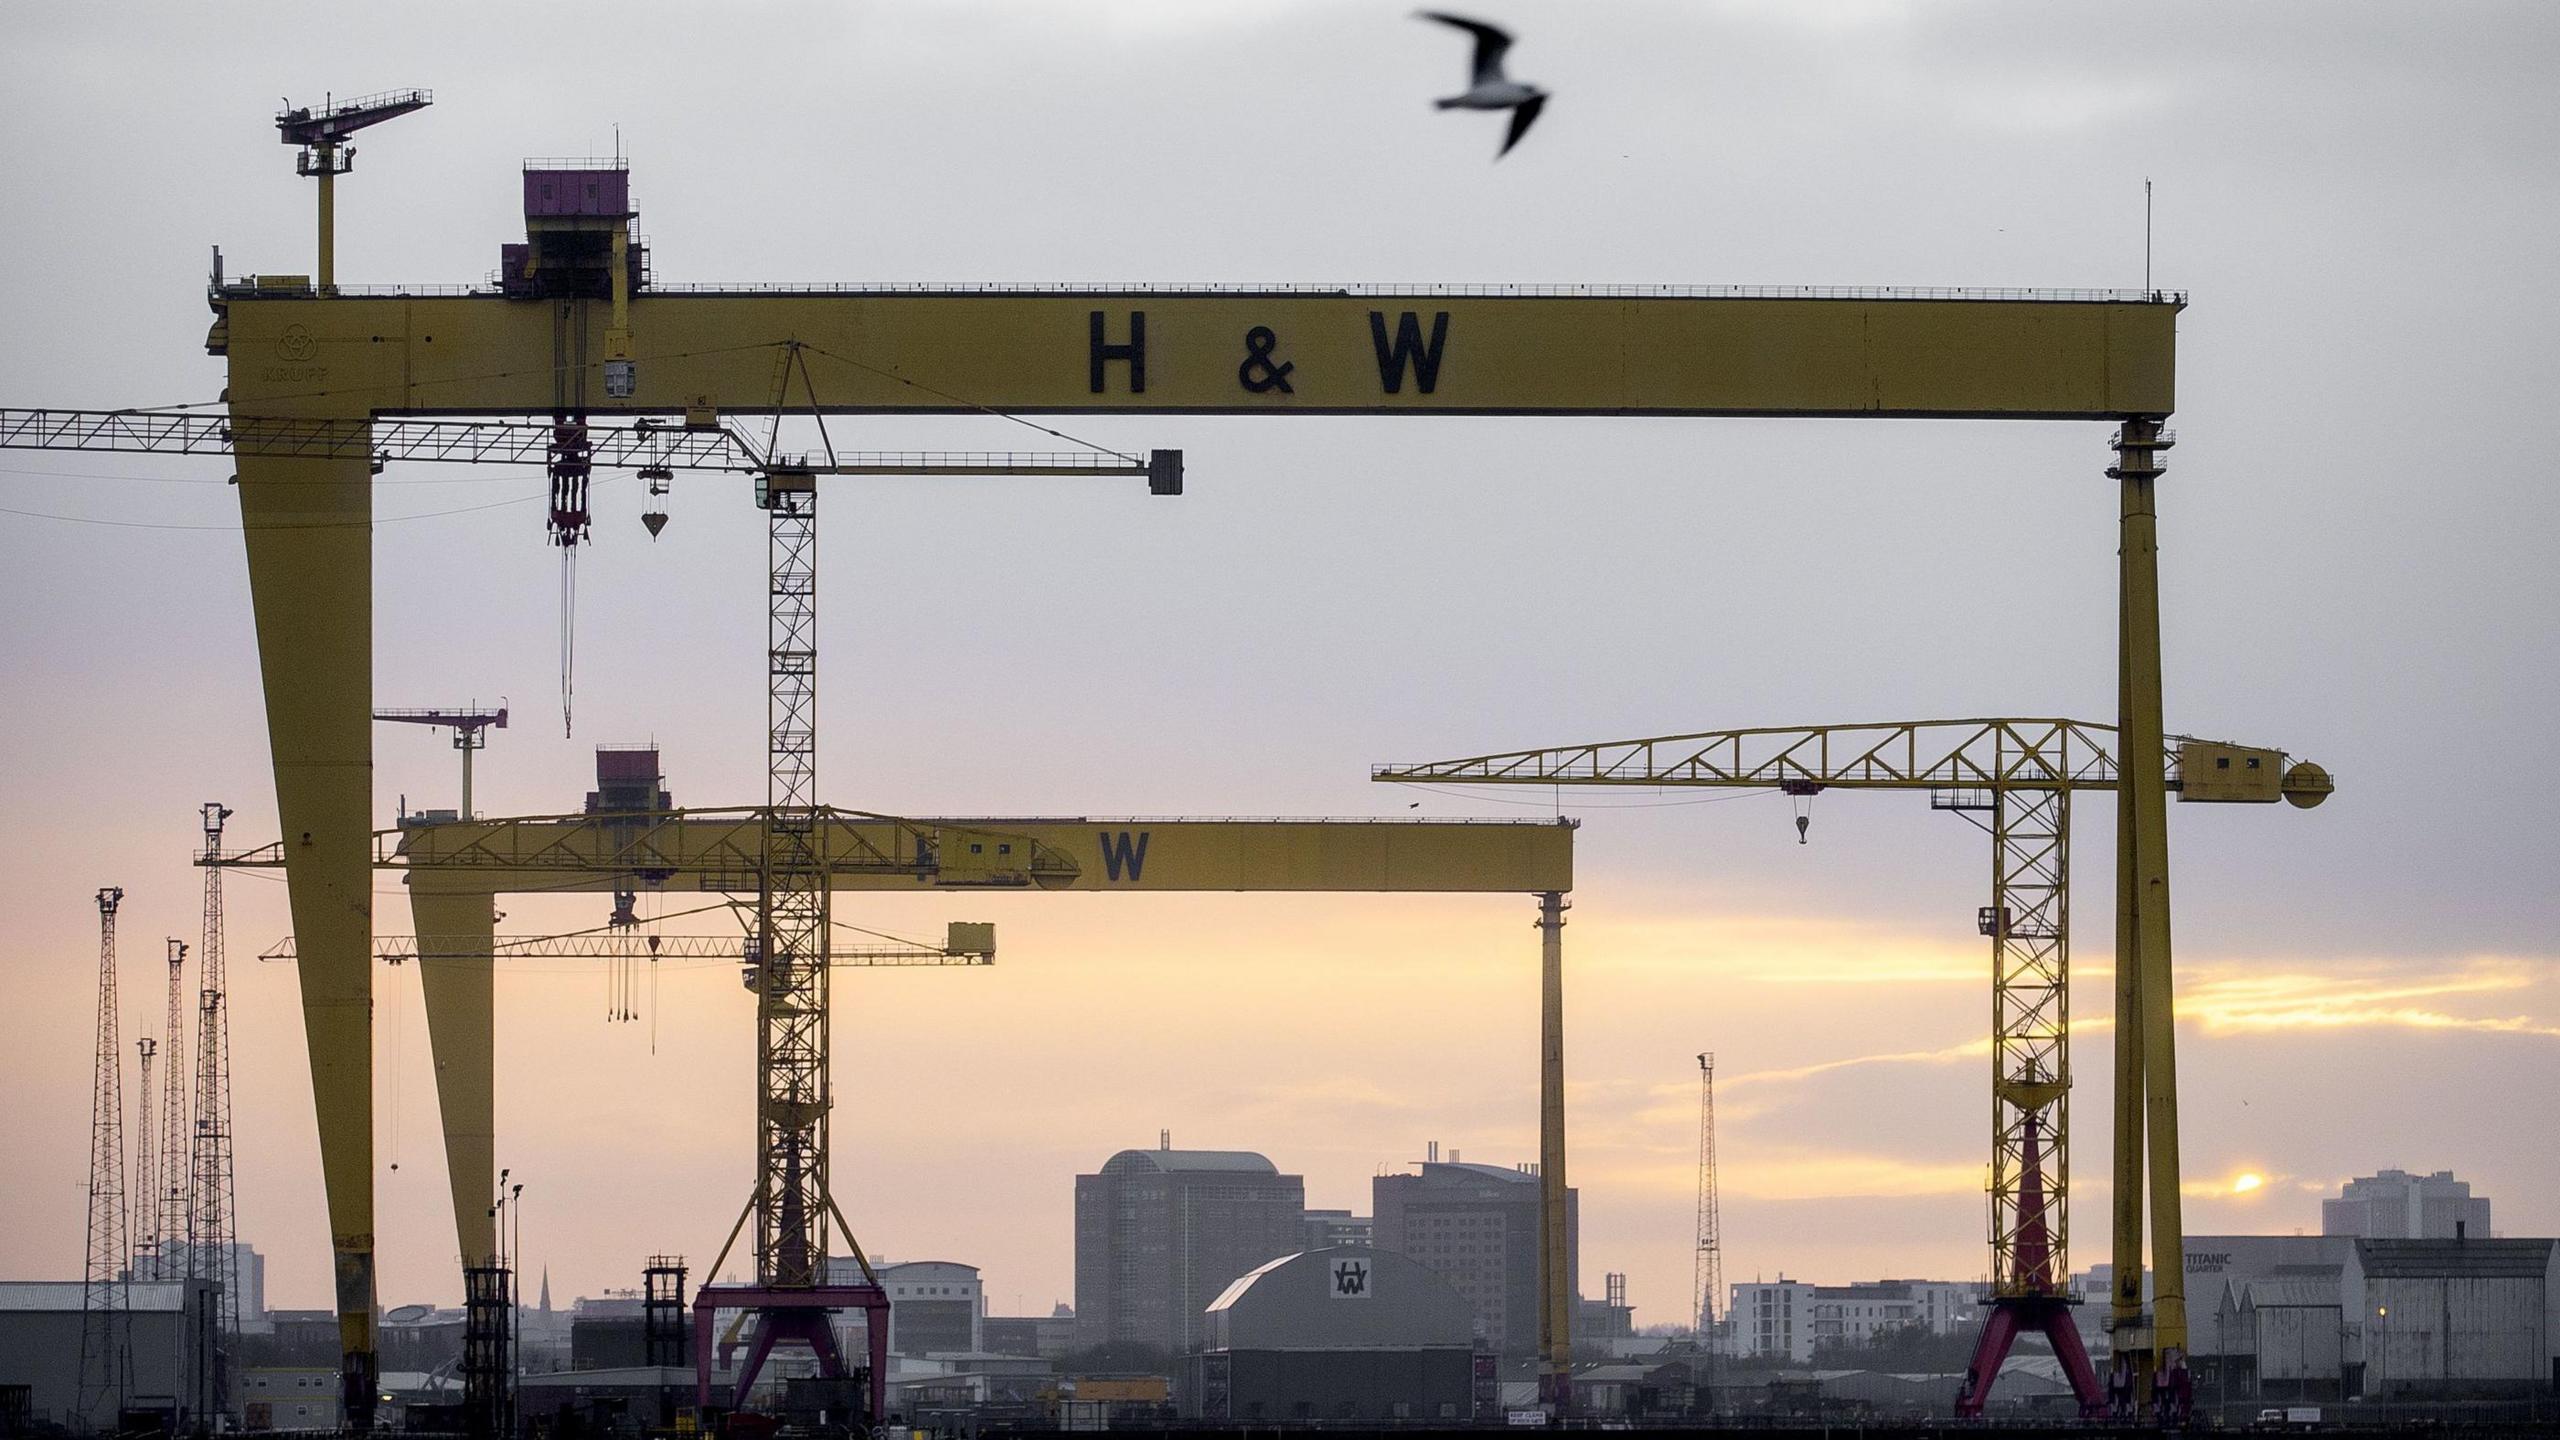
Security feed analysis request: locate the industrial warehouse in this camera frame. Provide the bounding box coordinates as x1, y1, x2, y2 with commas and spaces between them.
1, 5, 2554, 1438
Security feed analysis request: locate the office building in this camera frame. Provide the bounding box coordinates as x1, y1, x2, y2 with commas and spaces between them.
2323, 1169, 2494, 1241
1372, 1160, 1576, 1358
1074, 1145, 1306, 1356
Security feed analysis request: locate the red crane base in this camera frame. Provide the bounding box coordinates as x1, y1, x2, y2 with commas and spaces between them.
1953, 1294, 2104, 1419
692, 1283, 890, 1421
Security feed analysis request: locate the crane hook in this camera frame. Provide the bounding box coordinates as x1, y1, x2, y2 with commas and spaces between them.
1795, 813, 1810, 845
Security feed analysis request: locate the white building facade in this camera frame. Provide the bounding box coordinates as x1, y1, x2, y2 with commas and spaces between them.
1727, 1278, 1982, 1361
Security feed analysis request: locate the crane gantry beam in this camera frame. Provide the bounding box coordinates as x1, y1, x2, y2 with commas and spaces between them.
1377, 718, 2330, 1416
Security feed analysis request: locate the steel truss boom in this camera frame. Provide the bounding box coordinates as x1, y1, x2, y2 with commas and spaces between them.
1375, 716, 2333, 798
0, 407, 1180, 486
257, 930, 994, 965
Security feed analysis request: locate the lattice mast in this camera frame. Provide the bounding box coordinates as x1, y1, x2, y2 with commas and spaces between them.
136, 1038, 158, 1276
192, 805, 243, 1363
79, 887, 133, 1418
757, 464, 832, 1288
1693, 1053, 1723, 1346
1982, 788, 2071, 1294
159, 939, 192, 1280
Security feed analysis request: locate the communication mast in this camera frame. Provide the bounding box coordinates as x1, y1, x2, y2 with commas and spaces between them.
1693, 1053, 1724, 1363
79, 887, 132, 1421
135, 1039, 158, 1277
159, 940, 192, 1283
191, 803, 242, 1422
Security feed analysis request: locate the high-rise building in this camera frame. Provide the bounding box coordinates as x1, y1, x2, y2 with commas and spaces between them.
2321, 1169, 2493, 1240
1371, 1161, 1576, 1358
1074, 1146, 1306, 1357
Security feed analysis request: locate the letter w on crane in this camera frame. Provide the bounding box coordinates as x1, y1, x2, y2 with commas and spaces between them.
1369, 311, 1451, 394
1098, 829, 1152, 883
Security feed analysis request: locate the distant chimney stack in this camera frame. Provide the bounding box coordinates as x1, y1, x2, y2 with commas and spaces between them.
1159, 1129, 1171, 1152
1427, 1141, 1440, 1164
1450, 1149, 1461, 1164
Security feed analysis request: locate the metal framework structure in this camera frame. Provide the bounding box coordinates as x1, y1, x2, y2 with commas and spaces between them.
259, 928, 994, 966
274, 90, 432, 293
460, 1262, 511, 1438
1376, 718, 2330, 1415
0, 407, 1184, 480
757, 468, 829, 1300
376, 706, 509, 820
79, 888, 131, 1423
1, 135, 2218, 1421
189, 802, 241, 1422
157, 941, 192, 1284
1693, 1052, 1723, 1351
135, 1038, 157, 1278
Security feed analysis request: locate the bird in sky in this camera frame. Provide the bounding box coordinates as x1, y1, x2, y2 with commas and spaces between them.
1418, 11, 1547, 159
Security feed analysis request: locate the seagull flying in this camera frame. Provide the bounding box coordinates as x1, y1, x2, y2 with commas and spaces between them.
1419, 11, 1547, 159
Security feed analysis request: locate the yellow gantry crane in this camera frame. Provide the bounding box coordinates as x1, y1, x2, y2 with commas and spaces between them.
1376, 718, 2331, 1415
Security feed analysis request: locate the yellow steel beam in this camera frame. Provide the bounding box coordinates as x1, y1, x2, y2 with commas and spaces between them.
410, 883, 496, 1269
214, 290, 2177, 420
211, 810, 1576, 893
2114, 420, 2191, 1410
232, 441, 378, 1399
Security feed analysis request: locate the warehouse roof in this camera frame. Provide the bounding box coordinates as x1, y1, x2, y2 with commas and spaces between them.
2239, 1278, 2344, 1310
0, 1280, 200, 1312
2359, 1238, 2556, 1279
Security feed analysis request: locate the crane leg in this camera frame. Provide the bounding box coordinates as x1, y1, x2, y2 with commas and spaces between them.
2119, 420, 2191, 1416
1536, 891, 1573, 1412
414, 884, 498, 1269
235, 442, 377, 1429
2114, 418, 2190, 1419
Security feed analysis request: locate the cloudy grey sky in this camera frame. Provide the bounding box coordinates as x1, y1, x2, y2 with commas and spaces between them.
2, 1, 2555, 1325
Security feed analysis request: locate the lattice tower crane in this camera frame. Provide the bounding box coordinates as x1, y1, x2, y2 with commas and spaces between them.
190, 802, 242, 1422
1693, 1054, 1723, 1338
135, 1037, 157, 1277
1378, 718, 2332, 1417
79, 887, 132, 1421
158, 940, 192, 1284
